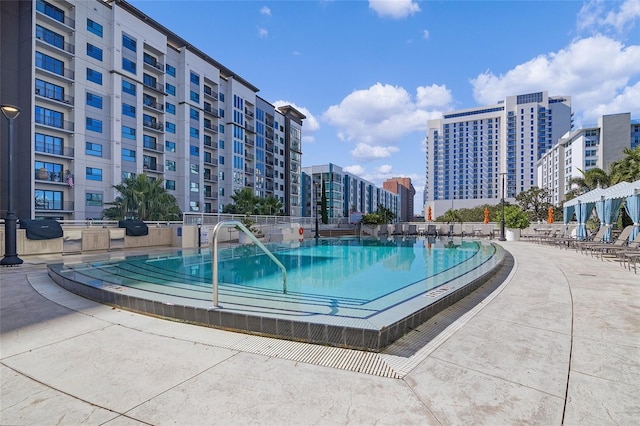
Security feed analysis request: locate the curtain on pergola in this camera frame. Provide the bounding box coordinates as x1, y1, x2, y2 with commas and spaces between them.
624, 181, 640, 242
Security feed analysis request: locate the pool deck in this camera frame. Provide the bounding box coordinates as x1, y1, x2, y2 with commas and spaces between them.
1, 241, 638, 425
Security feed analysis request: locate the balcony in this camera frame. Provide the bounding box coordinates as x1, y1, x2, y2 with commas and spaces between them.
245, 152, 254, 161
36, 1, 75, 30
143, 140, 164, 153
265, 129, 274, 141
143, 163, 164, 173
244, 166, 254, 174
203, 104, 219, 117
245, 124, 255, 133
35, 34, 75, 56
244, 108, 254, 118
204, 157, 218, 166
35, 169, 68, 183
204, 174, 218, 183
143, 80, 165, 94
35, 60, 74, 81
143, 97, 164, 112
203, 87, 218, 100
35, 200, 74, 211
245, 136, 254, 146
203, 138, 217, 149
203, 121, 218, 133
35, 113, 74, 132
143, 119, 164, 132
143, 55, 165, 73
35, 143, 74, 158
204, 190, 218, 199
35, 87, 74, 107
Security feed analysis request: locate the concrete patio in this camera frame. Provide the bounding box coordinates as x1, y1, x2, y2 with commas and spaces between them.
1, 241, 638, 425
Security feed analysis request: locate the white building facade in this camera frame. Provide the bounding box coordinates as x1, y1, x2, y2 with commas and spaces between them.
425, 91, 571, 218
0, 0, 303, 221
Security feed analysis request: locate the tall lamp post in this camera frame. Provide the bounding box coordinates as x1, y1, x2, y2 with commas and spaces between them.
1, 105, 23, 266
499, 172, 507, 241
314, 181, 320, 239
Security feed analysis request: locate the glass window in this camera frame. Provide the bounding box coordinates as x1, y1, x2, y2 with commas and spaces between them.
86, 167, 102, 181
122, 148, 136, 162
35, 133, 63, 155
165, 102, 175, 114
165, 141, 176, 152
122, 58, 136, 74
166, 64, 176, 77
35, 78, 64, 102
190, 145, 199, 156
165, 83, 175, 96
166, 180, 176, 190
86, 68, 102, 85
86, 193, 103, 206
190, 182, 199, 192
165, 122, 175, 133
122, 103, 136, 117
37, 0, 65, 23
86, 92, 102, 109
35, 52, 64, 76
36, 24, 64, 49
122, 80, 136, 95
190, 72, 200, 85
122, 125, 136, 140
190, 91, 199, 103
86, 117, 102, 133
190, 127, 199, 139
87, 19, 103, 37
122, 33, 136, 52
35, 189, 63, 210
219, 155, 224, 165
143, 135, 157, 150
165, 160, 176, 171
190, 108, 199, 120
219, 93, 225, 102
86, 142, 102, 157
86, 43, 103, 61
190, 164, 199, 174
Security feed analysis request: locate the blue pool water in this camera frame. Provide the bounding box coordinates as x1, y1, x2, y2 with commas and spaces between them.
49, 236, 506, 350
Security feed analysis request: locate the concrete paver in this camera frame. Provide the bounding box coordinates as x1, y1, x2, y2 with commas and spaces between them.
1, 241, 638, 425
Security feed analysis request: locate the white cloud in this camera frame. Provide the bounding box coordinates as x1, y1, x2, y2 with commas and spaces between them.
257, 27, 268, 38
377, 164, 393, 174
343, 164, 365, 175
260, 6, 271, 16
588, 81, 640, 120
422, 29, 430, 39
322, 83, 441, 145
351, 143, 399, 161
471, 35, 640, 122
273, 100, 320, 133
578, 0, 640, 34
369, 0, 420, 19
416, 84, 452, 108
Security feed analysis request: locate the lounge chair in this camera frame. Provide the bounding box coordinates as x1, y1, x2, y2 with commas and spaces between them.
586, 225, 635, 259
574, 226, 608, 254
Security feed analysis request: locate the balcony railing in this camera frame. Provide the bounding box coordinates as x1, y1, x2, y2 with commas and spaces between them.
143, 119, 164, 131
35, 143, 74, 157
143, 80, 165, 93
143, 163, 164, 173
204, 157, 218, 166
143, 98, 164, 111
35, 60, 74, 80
35, 200, 74, 211
244, 166, 254, 174
35, 114, 74, 131
203, 88, 218, 100
143, 56, 165, 73
36, 1, 75, 28
35, 169, 68, 183
245, 136, 254, 146
245, 124, 255, 133
204, 138, 217, 149
36, 34, 75, 55
203, 122, 218, 133
244, 108, 254, 118
143, 141, 164, 152
203, 104, 220, 117
35, 88, 74, 105
245, 152, 254, 161
204, 174, 218, 183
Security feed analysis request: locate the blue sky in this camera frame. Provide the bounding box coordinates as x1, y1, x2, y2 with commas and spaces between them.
130, 0, 640, 213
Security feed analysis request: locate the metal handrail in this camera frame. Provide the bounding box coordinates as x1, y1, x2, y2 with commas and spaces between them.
210, 220, 287, 307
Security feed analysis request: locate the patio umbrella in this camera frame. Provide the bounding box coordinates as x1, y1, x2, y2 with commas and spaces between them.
427, 206, 432, 221
548, 207, 554, 223
483, 207, 489, 224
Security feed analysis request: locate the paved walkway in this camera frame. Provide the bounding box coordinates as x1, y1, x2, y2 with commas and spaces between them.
1, 242, 638, 425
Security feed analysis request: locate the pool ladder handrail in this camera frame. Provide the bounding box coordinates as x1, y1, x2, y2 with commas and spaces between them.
210, 220, 287, 308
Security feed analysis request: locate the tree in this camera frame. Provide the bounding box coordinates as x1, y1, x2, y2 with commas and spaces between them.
611, 146, 640, 183
568, 167, 612, 195
377, 204, 395, 224
257, 195, 283, 216
516, 186, 551, 222
223, 187, 258, 215
494, 205, 530, 229
320, 179, 328, 224
102, 173, 181, 221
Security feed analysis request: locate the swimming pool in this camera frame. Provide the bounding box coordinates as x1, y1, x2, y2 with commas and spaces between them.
48, 236, 507, 351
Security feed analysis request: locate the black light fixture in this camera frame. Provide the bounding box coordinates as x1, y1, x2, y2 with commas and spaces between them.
314, 181, 320, 239
499, 172, 507, 242
1, 105, 23, 266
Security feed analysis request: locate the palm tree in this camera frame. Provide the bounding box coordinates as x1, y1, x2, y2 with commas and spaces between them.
567, 167, 612, 195
611, 146, 640, 183
103, 173, 181, 221
257, 195, 283, 215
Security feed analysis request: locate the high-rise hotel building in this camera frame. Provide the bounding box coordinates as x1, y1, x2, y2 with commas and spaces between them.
0, 0, 305, 221
425, 91, 572, 216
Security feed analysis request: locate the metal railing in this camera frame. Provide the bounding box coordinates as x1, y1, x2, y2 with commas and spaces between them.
210, 220, 287, 307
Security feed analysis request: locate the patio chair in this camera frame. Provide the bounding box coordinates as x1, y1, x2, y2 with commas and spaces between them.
586, 225, 635, 259
574, 226, 609, 254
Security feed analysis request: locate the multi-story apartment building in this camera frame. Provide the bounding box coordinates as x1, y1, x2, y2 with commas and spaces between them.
0, 0, 304, 222
382, 177, 415, 222
537, 112, 640, 205
301, 164, 398, 222
425, 91, 571, 217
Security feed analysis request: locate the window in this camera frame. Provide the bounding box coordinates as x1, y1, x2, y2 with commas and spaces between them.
166, 180, 176, 190
86, 167, 102, 181
190, 127, 199, 139
122, 80, 136, 96
122, 33, 136, 52
87, 19, 103, 37
190, 201, 199, 212
86, 68, 102, 85
165, 83, 175, 96
122, 103, 136, 117
190, 145, 199, 156
219, 155, 224, 165
219, 140, 224, 149
121, 126, 136, 140
35, 79, 64, 102
166, 64, 176, 77
86, 193, 103, 206
166, 160, 176, 171
36, 24, 64, 49
143, 135, 157, 150
190, 72, 200, 85
190, 182, 199, 192
37, 0, 65, 24
35, 52, 64, 76
35, 133, 63, 155
86, 117, 102, 133
165, 122, 175, 133
122, 58, 136, 73
86, 142, 102, 157
165, 141, 176, 152
165, 102, 175, 114
122, 148, 136, 162
86, 43, 103, 61
219, 93, 225, 102
143, 73, 157, 89
190, 108, 199, 120
190, 164, 199, 174
122, 172, 136, 180
35, 189, 63, 210
219, 124, 225, 133
190, 91, 199, 103
86, 92, 102, 109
